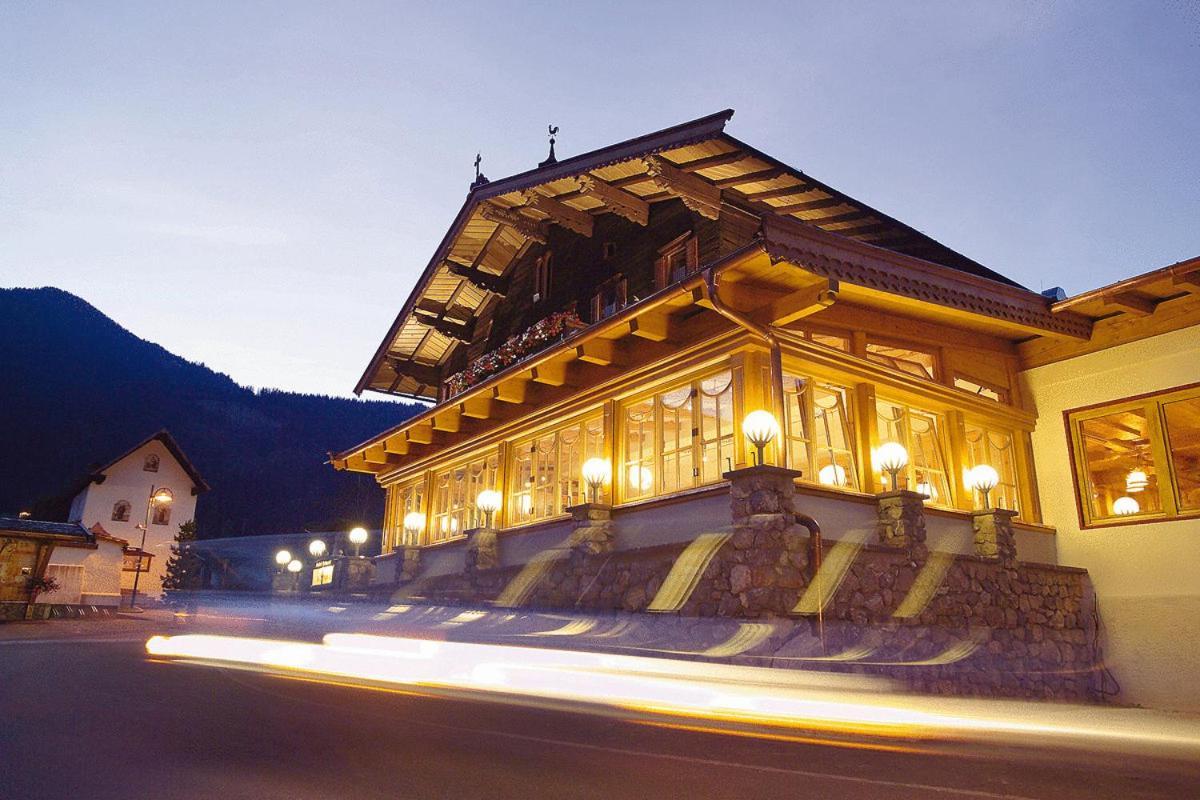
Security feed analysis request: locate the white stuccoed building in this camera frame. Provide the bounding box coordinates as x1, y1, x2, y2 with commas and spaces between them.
63, 430, 209, 602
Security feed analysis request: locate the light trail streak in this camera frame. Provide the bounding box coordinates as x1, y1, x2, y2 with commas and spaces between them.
145, 631, 1200, 760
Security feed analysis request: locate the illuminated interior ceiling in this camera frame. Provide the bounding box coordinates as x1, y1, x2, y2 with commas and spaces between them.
359, 110, 1023, 400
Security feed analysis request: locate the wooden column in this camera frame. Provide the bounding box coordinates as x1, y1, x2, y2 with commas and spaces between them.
946, 410, 972, 511
854, 382, 879, 494
1013, 431, 1043, 523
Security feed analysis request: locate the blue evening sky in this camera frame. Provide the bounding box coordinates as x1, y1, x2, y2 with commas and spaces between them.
2, 2, 1197, 396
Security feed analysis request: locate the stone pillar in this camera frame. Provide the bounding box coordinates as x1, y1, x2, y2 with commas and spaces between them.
396, 547, 422, 584
464, 527, 500, 574
971, 508, 1018, 566
722, 465, 808, 616
338, 556, 375, 591
875, 490, 928, 564
270, 571, 300, 594
565, 503, 614, 556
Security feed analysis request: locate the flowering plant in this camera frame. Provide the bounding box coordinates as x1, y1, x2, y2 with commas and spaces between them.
27, 575, 59, 598
445, 310, 584, 397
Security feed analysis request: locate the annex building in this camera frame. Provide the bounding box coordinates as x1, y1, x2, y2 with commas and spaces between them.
333, 111, 1200, 711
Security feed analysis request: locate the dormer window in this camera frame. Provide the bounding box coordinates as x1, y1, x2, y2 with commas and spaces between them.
143, 453, 160, 472
111, 500, 131, 522
591, 274, 627, 322
533, 252, 552, 303
655, 233, 699, 290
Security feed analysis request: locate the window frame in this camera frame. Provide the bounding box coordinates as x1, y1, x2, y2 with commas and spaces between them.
430, 449, 500, 543
509, 413, 605, 526
1065, 382, 1200, 528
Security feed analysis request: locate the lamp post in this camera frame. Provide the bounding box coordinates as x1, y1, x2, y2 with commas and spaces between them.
308, 539, 327, 559
476, 490, 501, 529
581, 457, 612, 503
969, 464, 1000, 510
875, 442, 908, 491
742, 410, 780, 466
348, 526, 368, 557
129, 486, 173, 610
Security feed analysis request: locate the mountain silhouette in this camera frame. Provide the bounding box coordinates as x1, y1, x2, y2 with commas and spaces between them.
0, 287, 421, 537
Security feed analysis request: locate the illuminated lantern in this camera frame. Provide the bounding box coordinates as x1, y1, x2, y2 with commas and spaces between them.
274, 549, 292, 566
476, 489, 502, 528
875, 442, 908, 491
308, 539, 327, 558
1125, 469, 1149, 493
581, 457, 612, 503
817, 463, 848, 487
403, 512, 425, 543
286, 559, 303, 573
1112, 496, 1140, 516
969, 464, 1001, 510
742, 410, 780, 465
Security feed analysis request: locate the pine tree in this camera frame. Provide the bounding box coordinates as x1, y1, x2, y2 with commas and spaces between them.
161, 519, 203, 597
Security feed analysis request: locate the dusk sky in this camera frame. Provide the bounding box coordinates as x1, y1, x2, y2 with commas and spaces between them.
3, 2, 1197, 397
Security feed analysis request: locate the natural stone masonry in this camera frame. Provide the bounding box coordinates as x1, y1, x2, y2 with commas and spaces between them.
393, 472, 1102, 702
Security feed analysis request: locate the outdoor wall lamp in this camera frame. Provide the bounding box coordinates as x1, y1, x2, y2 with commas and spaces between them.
742, 410, 780, 466
875, 442, 908, 491
476, 489, 502, 528
403, 511, 426, 543
969, 464, 1001, 510
581, 457, 612, 503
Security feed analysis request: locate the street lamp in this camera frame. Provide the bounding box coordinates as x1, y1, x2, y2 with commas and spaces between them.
348, 526, 368, 557
286, 559, 303, 573
274, 549, 292, 567
969, 464, 1000, 510
742, 410, 780, 466
129, 485, 173, 610
581, 457, 611, 503
875, 442, 908, 491
476, 489, 501, 528
308, 539, 327, 558
403, 512, 425, 545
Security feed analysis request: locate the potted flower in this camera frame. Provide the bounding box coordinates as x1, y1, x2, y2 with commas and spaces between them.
25, 574, 59, 620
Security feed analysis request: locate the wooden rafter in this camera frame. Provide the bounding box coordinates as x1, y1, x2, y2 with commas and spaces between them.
446, 261, 510, 296
771, 196, 844, 215
642, 155, 722, 220
809, 210, 873, 227
675, 150, 748, 172
478, 202, 549, 244
387, 358, 442, 387
413, 310, 473, 343
576, 174, 650, 226
712, 167, 785, 188
739, 183, 818, 202
1106, 292, 1157, 317
520, 190, 594, 237
1173, 268, 1200, 292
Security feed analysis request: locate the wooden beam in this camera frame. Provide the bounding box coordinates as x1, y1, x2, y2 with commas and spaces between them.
478, 202, 549, 244
676, 150, 748, 171
828, 221, 892, 238
382, 436, 409, 456
1106, 291, 1157, 317
576, 174, 650, 226
629, 313, 671, 341
432, 406, 462, 433
521, 190, 594, 237
643, 155, 722, 220
446, 261, 510, 296
413, 310, 473, 343
387, 358, 442, 387
1173, 268, 1200, 292
771, 196, 845, 215
406, 423, 434, 445
528, 359, 574, 387
739, 183, 818, 202
576, 338, 617, 366
752, 280, 840, 327
364, 444, 402, 467
459, 394, 494, 419
809, 210, 872, 227
712, 167, 785, 188
493, 376, 532, 404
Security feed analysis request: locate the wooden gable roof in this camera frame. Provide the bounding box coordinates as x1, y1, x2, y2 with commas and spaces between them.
359, 109, 1028, 399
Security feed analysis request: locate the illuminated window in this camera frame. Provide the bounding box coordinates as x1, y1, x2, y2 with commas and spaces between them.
964, 423, 1020, 512
311, 561, 334, 587
392, 480, 425, 547
143, 453, 160, 472
791, 328, 850, 353
152, 503, 171, 526
622, 370, 734, 501
511, 416, 605, 525
111, 500, 131, 522
876, 399, 952, 506
654, 233, 699, 289
1066, 387, 1200, 525
954, 376, 1007, 404
432, 452, 498, 542
122, 552, 151, 572
865, 341, 938, 381
782, 374, 858, 490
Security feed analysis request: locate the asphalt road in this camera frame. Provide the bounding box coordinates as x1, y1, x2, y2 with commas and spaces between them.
2, 617, 1198, 800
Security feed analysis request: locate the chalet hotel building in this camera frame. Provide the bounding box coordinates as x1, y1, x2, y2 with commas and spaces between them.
333, 111, 1200, 711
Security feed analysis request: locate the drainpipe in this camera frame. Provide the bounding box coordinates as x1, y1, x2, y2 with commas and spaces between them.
702, 267, 786, 452
794, 512, 826, 655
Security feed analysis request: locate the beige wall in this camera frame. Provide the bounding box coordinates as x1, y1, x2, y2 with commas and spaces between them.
1023, 324, 1200, 711
49, 540, 125, 605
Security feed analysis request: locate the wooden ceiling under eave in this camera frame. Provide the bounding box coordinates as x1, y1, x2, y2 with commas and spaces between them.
360, 109, 1031, 400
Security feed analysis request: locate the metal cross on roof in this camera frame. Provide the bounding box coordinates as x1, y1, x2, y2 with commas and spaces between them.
470, 152, 489, 189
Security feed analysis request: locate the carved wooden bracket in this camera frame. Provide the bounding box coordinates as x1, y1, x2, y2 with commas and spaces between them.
576, 173, 650, 226
386, 358, 443, 387
413, 310, 474, 342
446, 261, 510, 297
520, 190, 594, 237
642, 155, 721, 220
479, 202, 549, 244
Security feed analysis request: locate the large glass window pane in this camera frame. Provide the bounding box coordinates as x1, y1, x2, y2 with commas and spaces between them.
813, 383, 857, 489
1078, 408, 1161, 519
965, 425, 1019, 512
624, 399, 655, 500
865, 342, 937, 381
1163, 396, 1200, 512
877, 400, 952, 505
698, 371, 734, 484
660, 386, 694, 494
